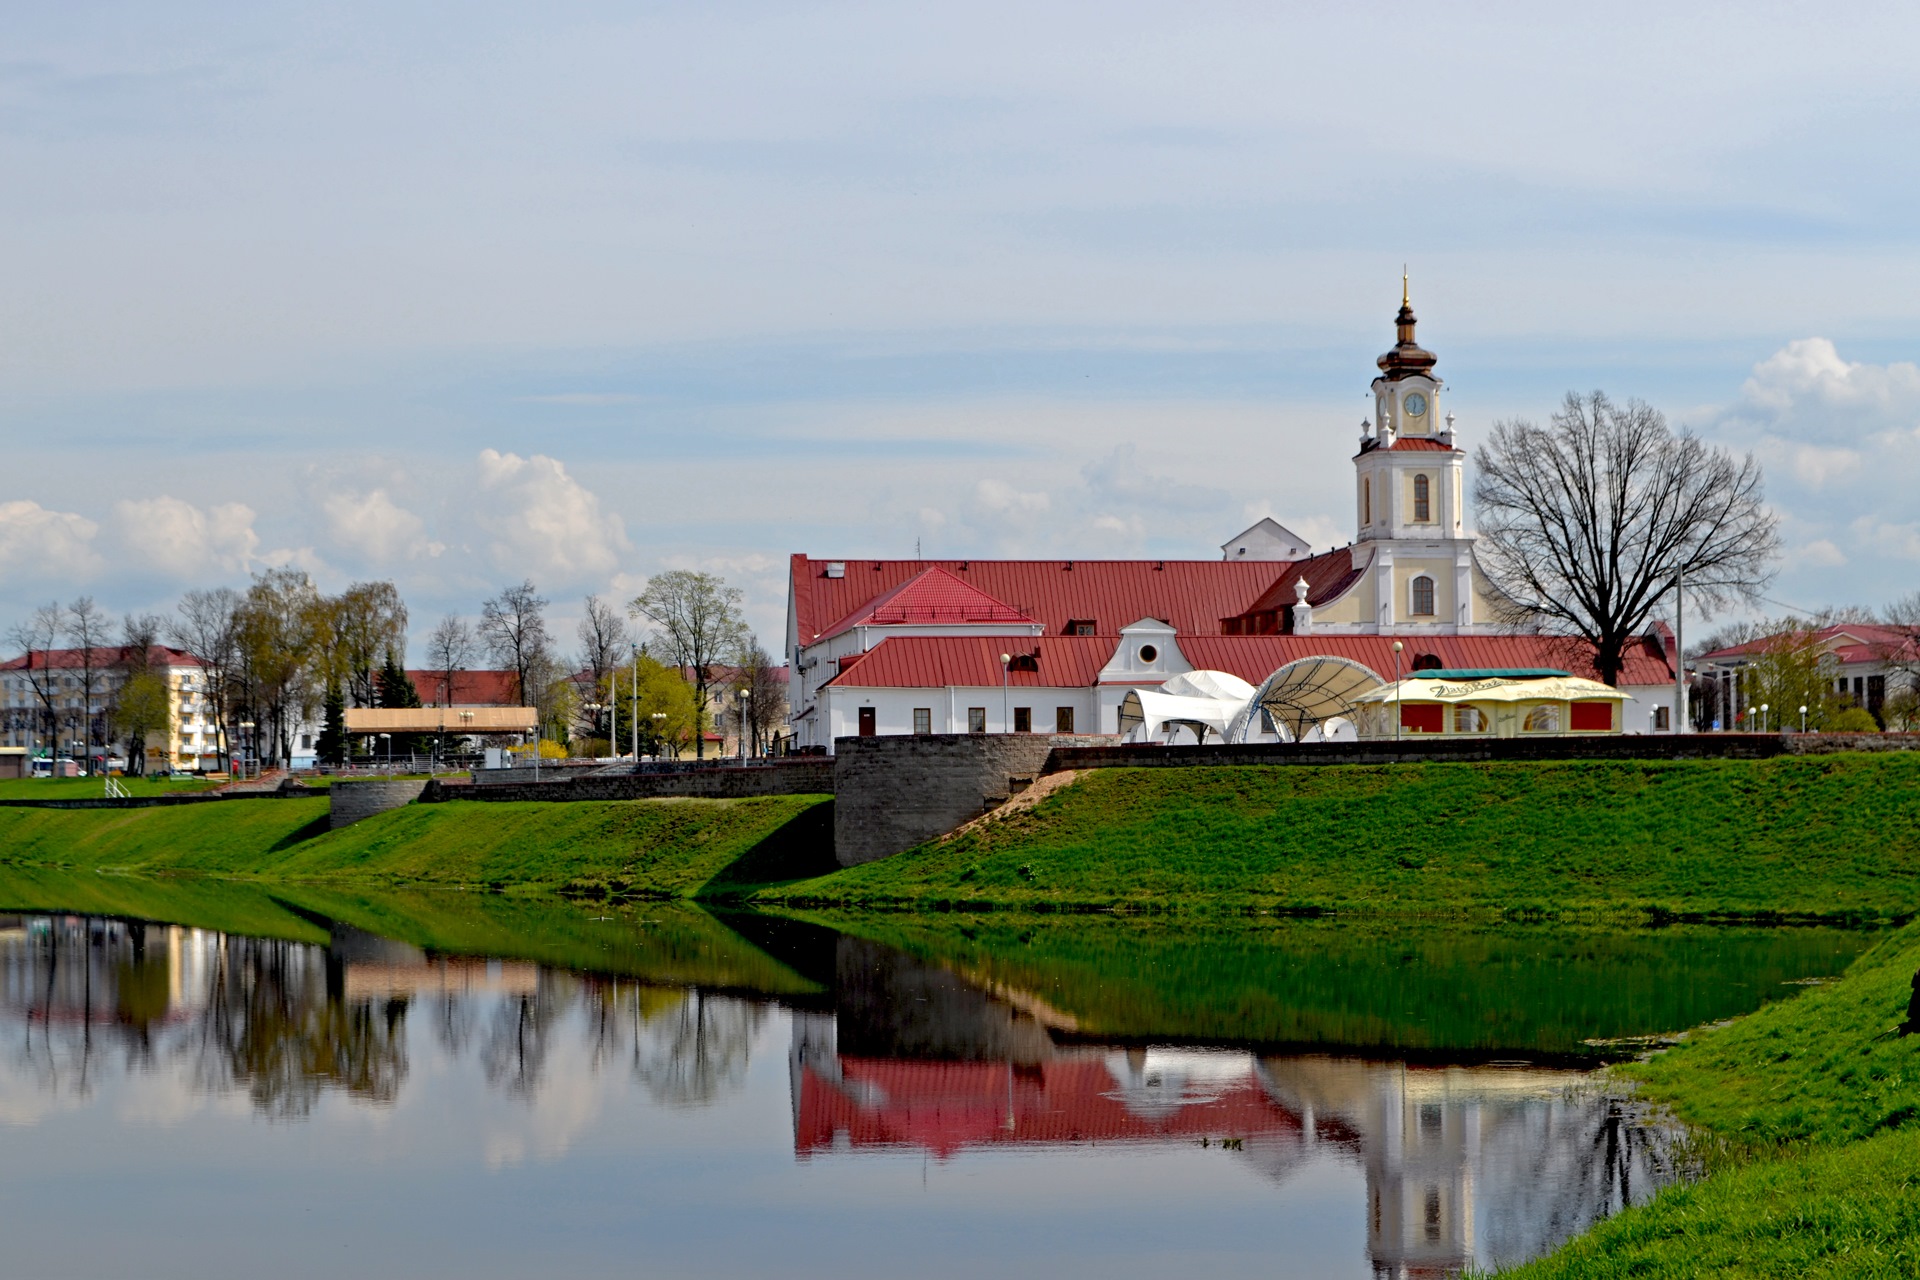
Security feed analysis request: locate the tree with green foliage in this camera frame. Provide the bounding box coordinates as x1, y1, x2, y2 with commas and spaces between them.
375, 648, 425, 756
629, 571, 745, 759
114, 672, 172, 776
315, 681, 347, 765
1745, 620, 1846, 731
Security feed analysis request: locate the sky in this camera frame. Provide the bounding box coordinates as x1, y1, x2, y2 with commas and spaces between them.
4, 1, 1919, 656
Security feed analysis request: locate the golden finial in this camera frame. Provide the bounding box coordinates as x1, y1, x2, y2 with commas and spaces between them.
1401, 265, 1409, 308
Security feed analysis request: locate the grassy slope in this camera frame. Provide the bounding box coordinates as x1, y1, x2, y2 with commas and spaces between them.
0, 794, 833, 898
1494, 921, 1920, 1277
763, 755, 1920, 919
0, 777, 219, 798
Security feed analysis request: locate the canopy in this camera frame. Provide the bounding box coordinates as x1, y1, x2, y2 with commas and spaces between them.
1117, 670, 1256, 742
1228, 655, 1386, 743
344, 706, 538, 733
1353, 675, 1629, 705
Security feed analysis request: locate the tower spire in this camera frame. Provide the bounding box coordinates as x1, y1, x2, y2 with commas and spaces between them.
1402, 265, 1409, 308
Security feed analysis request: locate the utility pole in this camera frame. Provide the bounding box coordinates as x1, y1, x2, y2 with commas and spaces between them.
1673, 569, 1687, 734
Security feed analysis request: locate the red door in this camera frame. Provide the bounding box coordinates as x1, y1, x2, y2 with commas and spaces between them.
858, 707, 877, 737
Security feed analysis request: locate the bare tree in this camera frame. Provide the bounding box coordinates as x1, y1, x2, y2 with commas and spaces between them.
115, 614, 171, 775
629, 571, 746, 760
1475, 392, 1780, 685
724, 639, 787, 756
479, 580, 550, 708
7, 602, 65, 766
574, 595, 629, 742
424, 614, 478, 707
171, 587, 242, 771
64, 596, 111, 772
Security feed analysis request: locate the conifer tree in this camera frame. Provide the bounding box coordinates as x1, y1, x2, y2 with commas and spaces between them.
315, 681, 347, 766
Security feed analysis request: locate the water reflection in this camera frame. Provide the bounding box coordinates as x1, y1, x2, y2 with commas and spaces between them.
0, 909, 1694, 1278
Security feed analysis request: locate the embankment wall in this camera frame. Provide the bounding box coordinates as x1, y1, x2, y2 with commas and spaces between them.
421, 761, 835, 805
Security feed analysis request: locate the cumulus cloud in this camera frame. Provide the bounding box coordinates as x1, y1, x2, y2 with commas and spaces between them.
973, 478, 1050, 516
322, 488, 445, 564
0, 501, 101, 581
111, 497, 262, 578
473, 449, 630, 582
1716, 338, 1920, 444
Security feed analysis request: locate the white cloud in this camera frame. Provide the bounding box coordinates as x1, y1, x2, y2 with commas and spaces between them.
111, 497, 261, 579
0, 500, 100, 581
473, 449, 630, 583
1850, 516, 1920, 562
322, 488, 445, 564
1718, 338, 1920, 443
973, 478, 1050, 515
1792, 539, 1847, 569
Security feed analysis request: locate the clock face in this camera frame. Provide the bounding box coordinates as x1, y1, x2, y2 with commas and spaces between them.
1404, 392, 1429, 418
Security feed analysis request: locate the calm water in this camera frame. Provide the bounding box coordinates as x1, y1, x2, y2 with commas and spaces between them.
0, 894, 1877, 1280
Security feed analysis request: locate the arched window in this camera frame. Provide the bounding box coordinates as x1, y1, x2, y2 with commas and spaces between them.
1413, 474, 1431, 522
1362, 477, 1371, 525
1411, 575, 1435, 616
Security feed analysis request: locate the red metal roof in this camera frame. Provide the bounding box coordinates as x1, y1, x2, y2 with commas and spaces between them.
1228, 548, 1367, 625
825, 632, 1674, 689
792, 555, 1298, 643
796, 1056, 1303, 1160
408, 669, 520, 706
1385, 437, 1457, 452
1696, 623, 1918, 665
819, 567, 1036, 640
825, 636, 1113, 688
0, 646, 204, 672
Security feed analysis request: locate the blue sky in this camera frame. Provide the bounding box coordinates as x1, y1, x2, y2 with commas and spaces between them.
4, 2, 1918, 650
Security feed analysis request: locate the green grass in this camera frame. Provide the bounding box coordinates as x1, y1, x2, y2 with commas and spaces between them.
1492, 919, 1920, 1276
0, 776, 219, 798
0, 794, 835, 899
761, 755, 1920, 920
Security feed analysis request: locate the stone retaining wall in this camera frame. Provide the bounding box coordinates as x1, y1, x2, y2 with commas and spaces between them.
421, 760, 835, 805
831, 734, 1118, 867
329, 779, 431, 829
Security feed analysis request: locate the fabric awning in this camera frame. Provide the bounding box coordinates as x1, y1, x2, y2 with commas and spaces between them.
1353, 675, 1630, 705
344, 706, 538, 733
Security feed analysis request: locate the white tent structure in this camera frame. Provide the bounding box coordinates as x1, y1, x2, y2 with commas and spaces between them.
1350, 671, 1632, 738
1117, 670, 1258, 743
1227, 655, 1387, 744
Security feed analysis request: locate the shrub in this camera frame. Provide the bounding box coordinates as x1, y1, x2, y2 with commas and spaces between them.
1827, 706, 1880, 733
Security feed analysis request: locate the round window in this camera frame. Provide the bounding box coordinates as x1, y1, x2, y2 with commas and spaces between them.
1138, 644, 1158, 663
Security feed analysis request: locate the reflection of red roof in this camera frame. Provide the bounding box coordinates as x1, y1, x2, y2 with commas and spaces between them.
826, 637, 1113, 689
796, 1056, 1300, 1159
821, 568, 1037, 640
408, 669, 520, 706
793, 556, 1283, 642
820, 633, 1673, 689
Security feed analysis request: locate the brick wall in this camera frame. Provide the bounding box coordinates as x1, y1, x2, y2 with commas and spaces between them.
329, 779, 431, 829
831, 733, 1118, 867
421, 760, 835, 805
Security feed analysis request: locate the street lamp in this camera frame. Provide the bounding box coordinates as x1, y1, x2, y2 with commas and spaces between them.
737, 688, 751, 761
650, 710, 666, 760
1391, 641, 1404, 742
1759, 703, 1769, 734
238, 720, 255, 778
378, 732, 391, 771
1000, 653, 1012, 732
1799, 704, 1808, 733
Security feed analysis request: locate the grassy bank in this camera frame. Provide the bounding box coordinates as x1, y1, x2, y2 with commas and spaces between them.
0, 776, 219, 798
1496, 918, 1920, 1277
761, 754, 1920, 920
0, 794, 835, 899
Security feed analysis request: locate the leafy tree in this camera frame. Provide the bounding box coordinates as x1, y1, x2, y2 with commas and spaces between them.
1744, 620, 1845, 731
233, 569, 323, 767
115, 672, 173, 775
1475, 392, 1779, 685
335, 581, 409, 708
1828, 705, 1880, 733
628, 571, 745, 759
631, 653, 699, 757
376, 648, 425, 756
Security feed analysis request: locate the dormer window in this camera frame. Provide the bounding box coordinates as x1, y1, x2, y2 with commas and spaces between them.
1007, 653, 1039, 673
1065, 619, 1096, 636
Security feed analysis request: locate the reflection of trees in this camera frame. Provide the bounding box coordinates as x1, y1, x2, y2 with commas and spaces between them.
630, 990, 762, 1106
478, 973, 574, 1098
189, 936, 409, 1119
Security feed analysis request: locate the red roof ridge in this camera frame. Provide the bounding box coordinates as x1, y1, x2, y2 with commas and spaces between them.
819, 566, 1037, 640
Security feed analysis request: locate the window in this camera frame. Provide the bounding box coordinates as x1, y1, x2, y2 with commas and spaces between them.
1454, 706, 1486, 733
1055, 707, 1075, 733
1413, 474, 1431, 521
1570, 701, 1612, 732
1137, 644, 1158, 664
967, 706, 986, 734
1013, 707, 1032, 733
1523, 705, 1560, 733
857, 707, 876, 737
912, 708, 932, 735
1065, 619, 1096, 636
299, 733, 312, 750
1401, 703, 1444, 733
1362, 476, 1371, 524
1652, 706, 1671, 731
1411, 575, 1435, 617
1008, 653, 1039, 673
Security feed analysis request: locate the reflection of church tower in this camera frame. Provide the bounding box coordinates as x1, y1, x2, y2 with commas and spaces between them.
1364, 1066, 1476, 1278
1349, 277, 1490, 633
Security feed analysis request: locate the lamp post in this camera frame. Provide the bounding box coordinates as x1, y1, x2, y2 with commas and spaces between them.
378, 733, 391, 772
650, 711, 666, 760
609, 670, 618, 759
737, 688, 750, 761
1391, 641, 1404, 743
1759, 703, 1769, 734
238, 720, 255, 778
458, 710, 474, 762
1000, 653, 1011, 732
1800, 704, 1808, 733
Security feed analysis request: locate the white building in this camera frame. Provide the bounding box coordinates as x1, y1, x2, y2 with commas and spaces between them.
0, 646, 226, 771
786, 288, 1681, 750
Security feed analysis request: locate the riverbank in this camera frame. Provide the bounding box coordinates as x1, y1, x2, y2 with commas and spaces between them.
0, 795, 835, 898
1494, 916, 1920, 1277
759, 754, 1920, 921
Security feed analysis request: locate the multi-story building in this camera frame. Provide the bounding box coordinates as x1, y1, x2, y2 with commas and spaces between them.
0, 646, 225, 772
